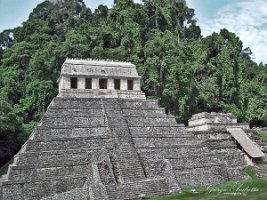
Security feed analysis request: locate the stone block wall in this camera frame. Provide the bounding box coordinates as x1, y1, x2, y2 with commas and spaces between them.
0, 98, 246, 200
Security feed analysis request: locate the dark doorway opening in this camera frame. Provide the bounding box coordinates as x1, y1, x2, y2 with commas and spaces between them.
85, 78, 92, 89
70, 77, 78, 89
127, 80, 133, 90
114, 79, 120, 90
99, 79, 107, 89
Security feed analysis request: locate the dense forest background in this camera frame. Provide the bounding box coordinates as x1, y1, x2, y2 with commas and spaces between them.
0, 0, 266, 166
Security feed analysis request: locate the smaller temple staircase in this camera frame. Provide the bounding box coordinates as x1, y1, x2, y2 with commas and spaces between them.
249, 133, 267, 154
254, 163, 267, 180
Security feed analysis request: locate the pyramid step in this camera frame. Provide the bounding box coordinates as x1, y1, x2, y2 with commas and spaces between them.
225, 167, 245, 181
106, 178, 169, 200
174, 165, 227, 189
258, 141, 267, 145
34, 127, 110, 141
103, 100, 161, 110
121, 100, 159, 107
15, 149, 97, 168
25, 137, 111, 152
208, 144, 237, 150
50, 98, 102, 109
45, 109, 103, 117
119, 169, 145, 177
129, 126, 188, 137
132, 134, 194, 139
119, 175, 145, 183
127, 117, 177, 127
255, 164, 267, 171
8, 165, 89, 182
122, 109, 166, 117
1, 175, 87, 200
126, 115, 175, 120
120, 105, 160, 110
33, 134, 109, 142
120, 103, 160, 110
137, 146, 209, 158
168, 155, 222, 170
39, 116, 106, 129
133, 138, 201, 148
256, 168, 267, 174
116, 161, 144, 169
41, 186, 88, 200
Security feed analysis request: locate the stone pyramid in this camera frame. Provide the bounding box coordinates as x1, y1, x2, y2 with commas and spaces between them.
0, 59, 240, 200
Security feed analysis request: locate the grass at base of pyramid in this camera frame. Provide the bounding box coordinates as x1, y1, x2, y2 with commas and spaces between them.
150, 166, 267, 200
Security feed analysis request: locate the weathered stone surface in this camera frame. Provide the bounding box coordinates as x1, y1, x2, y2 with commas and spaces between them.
186, 113, 257, 181
1, 98, 239, 200
188, 112, 267, 180
0, 60, 249, 199
58, 59, 145, 99
228, 127, 265, 158
187, 112, 249, 132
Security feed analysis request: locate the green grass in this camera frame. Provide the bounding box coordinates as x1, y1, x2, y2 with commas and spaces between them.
215, 152, 228, 159
149, 166, 267, 200
0, 158, 14, 176
252, 127, 267, 142
150, 178, 267, 200
244, 166, 258, 179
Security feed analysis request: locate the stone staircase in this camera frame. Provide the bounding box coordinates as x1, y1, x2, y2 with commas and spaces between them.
119, 99, 230, 189
191, 130, 247, 180
246, 130, 267, 179
249, 132, 267, 154
0, 97, 240, 199
102, 99, 146, 183
101, 99, 170, 199
255, 163, 267, 180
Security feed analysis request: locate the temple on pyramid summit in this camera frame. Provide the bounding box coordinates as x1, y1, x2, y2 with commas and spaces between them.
57, 59, 145, 99
0, 59, 266, 200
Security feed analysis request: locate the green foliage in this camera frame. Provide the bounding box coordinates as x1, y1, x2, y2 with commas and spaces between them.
0, 0, 266, 166
17, 122, 38, 144
150, 179, 267, 200
0, 97, 20, 164
215, 152, 228, 159
244, 166, 258, 179
252, 128, 267, 142
0, 158, 14, 176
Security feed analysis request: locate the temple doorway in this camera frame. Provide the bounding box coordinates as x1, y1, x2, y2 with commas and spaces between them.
127, 80, 133, 90
99, 79, 107, 89
114, 79, 121, 90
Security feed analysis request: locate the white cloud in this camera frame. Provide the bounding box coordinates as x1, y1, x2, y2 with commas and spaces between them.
198, 0, 267, 64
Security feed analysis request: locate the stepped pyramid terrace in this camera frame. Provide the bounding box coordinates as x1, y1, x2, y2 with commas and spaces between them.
0, 59, 266, 200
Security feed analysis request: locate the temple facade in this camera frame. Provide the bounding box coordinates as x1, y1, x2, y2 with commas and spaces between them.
57, 59, 145, 99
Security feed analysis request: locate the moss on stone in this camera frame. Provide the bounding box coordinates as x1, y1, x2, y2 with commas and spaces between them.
252, 128, 267, 142
215, 152, 228, 159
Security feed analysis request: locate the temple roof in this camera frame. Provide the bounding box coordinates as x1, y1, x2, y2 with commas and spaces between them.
60, 58, 140, 78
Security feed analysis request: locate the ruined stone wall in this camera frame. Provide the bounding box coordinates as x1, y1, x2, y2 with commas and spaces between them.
191, 130, 247, 180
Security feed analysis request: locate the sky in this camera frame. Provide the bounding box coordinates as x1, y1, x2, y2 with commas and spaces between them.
0, 0, 266, 63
